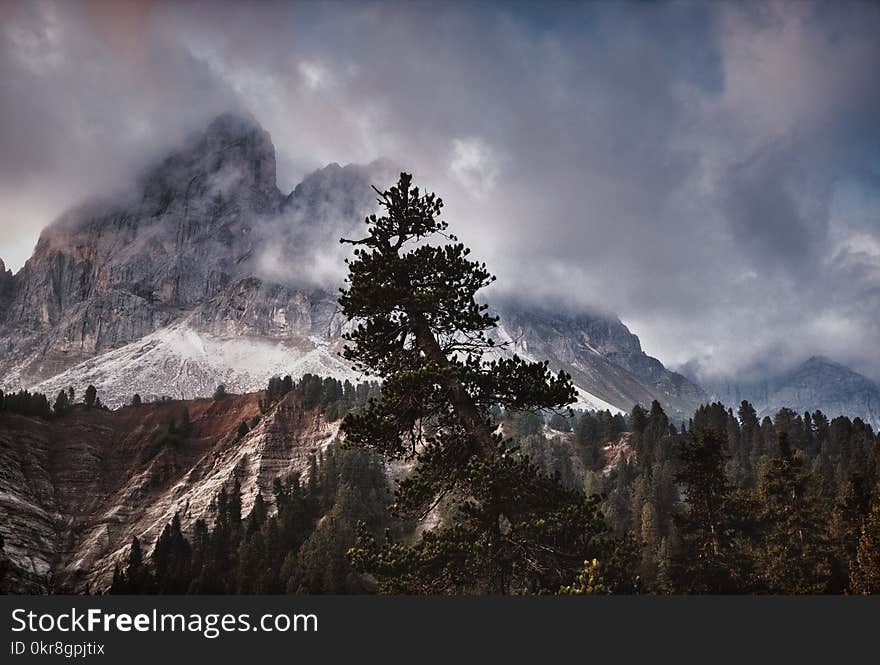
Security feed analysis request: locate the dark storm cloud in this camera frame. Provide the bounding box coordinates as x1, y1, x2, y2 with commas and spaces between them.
0, 0, 878, 381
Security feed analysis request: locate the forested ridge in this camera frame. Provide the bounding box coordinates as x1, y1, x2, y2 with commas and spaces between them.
7, 366, 875, 595
102, 375, 879, 595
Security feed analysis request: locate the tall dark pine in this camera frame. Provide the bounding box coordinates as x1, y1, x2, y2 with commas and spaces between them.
673, 428, 747, 592
756, 432, 831, 593
339, 173, 604, 594
53, 390, 69, 416
851, 479, 880, 594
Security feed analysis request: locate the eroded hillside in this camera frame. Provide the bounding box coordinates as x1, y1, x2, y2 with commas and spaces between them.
0, 390, 338, 593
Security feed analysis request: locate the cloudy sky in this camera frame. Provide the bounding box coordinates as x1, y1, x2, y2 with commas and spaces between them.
1, 0, 879, 381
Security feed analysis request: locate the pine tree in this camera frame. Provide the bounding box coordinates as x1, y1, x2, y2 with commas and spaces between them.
672, 428, 746, 593
756, 432, 831, 593
180, 408, 191, 435
827, 471, 871, 591
558, 559, 609, 595
53, 390, 69, 416
152, 513, 192, 594
84, 384, 97, 408
548, 412, 572, 432
131, 393, 142, 407
630, 404, 648, 436
246, 492, 268, 535
639, 500, 660, 586
110, 536, 155, 594
340, 173, 604, 594
850, 480, 880, 594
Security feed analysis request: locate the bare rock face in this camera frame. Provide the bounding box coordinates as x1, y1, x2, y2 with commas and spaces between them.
191, 277, 345, 341
0, 258, 13, 307
495, 305, 707, 419
0, 114, 382, 393
0, 390, 338, 594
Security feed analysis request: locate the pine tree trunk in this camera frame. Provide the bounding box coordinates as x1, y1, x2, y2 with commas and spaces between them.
407, 308, 508, 594
406, 309, 497, 458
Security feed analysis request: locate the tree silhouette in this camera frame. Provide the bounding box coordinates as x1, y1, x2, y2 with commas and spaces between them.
340, 173, 604, 593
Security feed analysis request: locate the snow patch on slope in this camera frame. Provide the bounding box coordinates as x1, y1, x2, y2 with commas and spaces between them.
31, 324, 367, 408
573, 387, 625, 415
27, 319, 624, 415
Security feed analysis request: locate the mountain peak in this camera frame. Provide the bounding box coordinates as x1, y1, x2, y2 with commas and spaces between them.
140, 112, 280, 208
706, 355, 880, 428
203, 111, 265, 142
793, 356, 869, 381
801, 355, 843, 370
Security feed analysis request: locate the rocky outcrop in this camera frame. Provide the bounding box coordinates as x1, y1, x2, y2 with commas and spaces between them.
191, 277, 345, 341
0, 113, 290, 384
0, 258, 13, 309
0, 390, 338, 594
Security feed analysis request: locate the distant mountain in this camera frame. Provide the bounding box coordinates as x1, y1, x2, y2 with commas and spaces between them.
705, 356, 880, 430
0, 113, 704, 418
494, 305, 706, 418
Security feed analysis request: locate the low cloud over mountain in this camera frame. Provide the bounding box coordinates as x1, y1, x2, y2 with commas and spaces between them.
1, 1, 879, 382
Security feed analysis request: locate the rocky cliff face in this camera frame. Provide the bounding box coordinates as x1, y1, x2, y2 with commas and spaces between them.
707, 356, 880, 430
495, 305, 707, 419
0, 112, 702, 417
0, 259, 13, 314
0, 113, 283, 384
0, 115, 382, 394
0, 390, 338, 594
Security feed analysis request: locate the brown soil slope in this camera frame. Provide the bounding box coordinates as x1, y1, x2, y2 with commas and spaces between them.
0, 391, 337, 593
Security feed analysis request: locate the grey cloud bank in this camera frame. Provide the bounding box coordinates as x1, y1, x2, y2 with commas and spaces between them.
0, 0, 878, 382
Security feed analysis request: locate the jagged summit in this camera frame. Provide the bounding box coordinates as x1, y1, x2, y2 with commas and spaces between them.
283, 159, 398, 226
205, 111, 266, 139
140, 111, 281, 211
0, 258, 12, 307
0, 113, 387, 393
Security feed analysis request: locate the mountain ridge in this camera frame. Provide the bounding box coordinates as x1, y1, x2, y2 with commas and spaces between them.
704, 355, 880, 429
0, 113, 717, 419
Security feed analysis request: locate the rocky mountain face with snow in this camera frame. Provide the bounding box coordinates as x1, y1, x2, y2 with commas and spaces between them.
706, 356, 880, 430
0, 114, 378, 403
0, 113, 706, 418
494, 305, 705, 418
